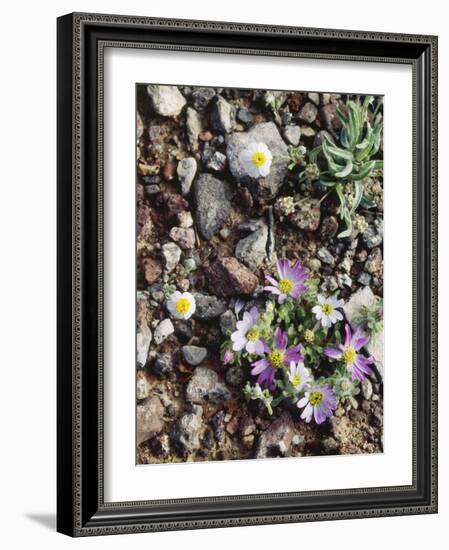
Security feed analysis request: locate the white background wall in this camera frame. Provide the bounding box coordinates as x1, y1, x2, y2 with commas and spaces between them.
0, 0, 445, 547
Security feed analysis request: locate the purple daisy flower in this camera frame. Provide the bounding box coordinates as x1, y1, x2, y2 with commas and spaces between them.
230, 306, 268, 355
324, 324, 375, 381
251, 327, 304, 390
297, 384, 337, 424
264, 258, 309, 303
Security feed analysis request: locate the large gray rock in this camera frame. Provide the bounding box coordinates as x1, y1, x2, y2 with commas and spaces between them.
343, 286, 384, 379
137, 396, 165, 445
226, 122, 289, 201
186, 367, 232, 404
171, 405, 203, 454
235, 219, 268, 270
146, 85, 186, 117
192, 174, 233, 239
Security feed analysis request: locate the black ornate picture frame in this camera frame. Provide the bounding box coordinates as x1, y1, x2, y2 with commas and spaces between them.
57, 12, 438, 537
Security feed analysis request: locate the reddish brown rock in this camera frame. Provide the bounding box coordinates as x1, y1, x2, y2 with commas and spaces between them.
207, 257, 258, 296
142, 257, 162, 284
155, 192, 189, 220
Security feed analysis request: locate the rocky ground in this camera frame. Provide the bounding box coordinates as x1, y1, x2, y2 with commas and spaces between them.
136, 84, 384, 464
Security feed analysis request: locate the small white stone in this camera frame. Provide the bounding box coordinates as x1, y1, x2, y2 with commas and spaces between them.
153, 318, 174, 345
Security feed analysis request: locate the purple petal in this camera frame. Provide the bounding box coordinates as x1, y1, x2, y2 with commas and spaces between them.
265, 275, 278, 286
314, 405, 327, 424
285, 345, 304, 364
248, 306, 260, 323
351, 325, 370, 350
251, 358, 269, 375
300, 403, 313, 423
274, 327, 287, 351
264, 285, 281, 295
277, 293, 287, 304
257, 366, 276, 390
254, 339, 267, 355
344, 324, 352, 347
276, 258, 286, 278
246, 340, 256, 354
324, 347, 343, 360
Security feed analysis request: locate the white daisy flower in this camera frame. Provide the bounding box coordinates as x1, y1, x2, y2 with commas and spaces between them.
166, 291, 196, 320
312, 294, 344, 328
240, 142, 272, 178
288, 362, 312, 393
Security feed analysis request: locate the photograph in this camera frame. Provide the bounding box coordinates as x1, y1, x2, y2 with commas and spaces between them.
135, 83, 384, 464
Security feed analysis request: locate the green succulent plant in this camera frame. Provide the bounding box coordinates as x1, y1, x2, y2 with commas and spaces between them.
314, 96, 383, 237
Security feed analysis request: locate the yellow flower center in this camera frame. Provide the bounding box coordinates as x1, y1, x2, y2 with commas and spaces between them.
251, 151, 267, 168
342, 346, 356, 365
268, 350, 284, 368
175, 297, 190, 315
247, 327, 260, 342
304, 329, 315, 344
321, 303, 334, 315
309, 391, 324, 406
278, 278, 294, 294
291, 373, 301, 387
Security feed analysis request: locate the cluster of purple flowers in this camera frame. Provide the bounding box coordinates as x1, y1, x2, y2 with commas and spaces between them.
226, 258, 376, 425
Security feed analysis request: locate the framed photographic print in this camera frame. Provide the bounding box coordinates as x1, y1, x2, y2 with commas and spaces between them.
57, 12, 438, 536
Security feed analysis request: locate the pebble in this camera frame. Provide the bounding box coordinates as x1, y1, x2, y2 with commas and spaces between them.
235, 220, 268, 270
206, 150, 227, 172
169, 227, 195, 250
357, 271, 372, 286
186, 107, 203, 151
237, 107, 254, 124
362, 378, 374, 400
152, 353, 175, 377
162, 242, 182, 272
363, 218, 383, 248
177, 157, 197, 195
137, 396, 165, 444
182, 345, 207, 366
171, 405, 203, 454
146, 85, 186, 117
256, 412, 294, 458
186, 367, 232, 403
136, 369, 152, 400
284, 125, 301, 146
210, 95, 234, 133
225, 365, 245, 386
193, 293, 226, 320
153, 318, 174, 345
299, 102, 318, 123
191, 87, 216, 111
317, 246, 335, 266
207, 256, 259, 296
192, 173, 233, 240
177, 210, 194, 228
219, 309, 237, 336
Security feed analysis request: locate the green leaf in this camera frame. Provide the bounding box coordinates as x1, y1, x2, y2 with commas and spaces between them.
347, 160, 376, 181
335, 160, 354, 178
351, 181, 364, 213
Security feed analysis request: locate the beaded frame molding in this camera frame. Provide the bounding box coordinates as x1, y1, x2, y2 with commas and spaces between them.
57, 12, 438, 537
